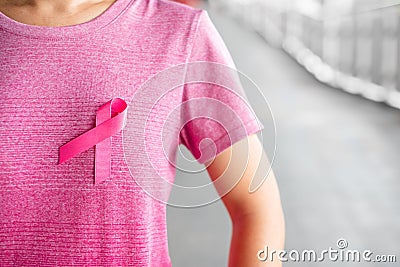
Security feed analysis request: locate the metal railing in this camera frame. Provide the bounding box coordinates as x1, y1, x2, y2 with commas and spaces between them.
210, 0, 400, 109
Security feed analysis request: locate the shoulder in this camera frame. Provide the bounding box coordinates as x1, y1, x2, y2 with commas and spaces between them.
119, 0, 214, 59
126, 0, 206, 28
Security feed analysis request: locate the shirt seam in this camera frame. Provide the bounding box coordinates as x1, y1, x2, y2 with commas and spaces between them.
0, 0, 135, 40
179, 9, 205, 149
198, 118, 264, 164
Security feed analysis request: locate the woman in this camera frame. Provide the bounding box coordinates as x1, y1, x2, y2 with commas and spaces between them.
0, 0, 285, 266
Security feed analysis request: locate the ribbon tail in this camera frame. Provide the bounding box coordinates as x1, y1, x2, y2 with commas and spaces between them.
95, 99, 113, 184
95, 137, 111, 184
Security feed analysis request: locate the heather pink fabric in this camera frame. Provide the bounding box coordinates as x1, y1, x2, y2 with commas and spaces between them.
0, 0, 262, 266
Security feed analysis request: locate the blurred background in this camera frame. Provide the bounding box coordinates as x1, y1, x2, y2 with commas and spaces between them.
167, 0, 400, 266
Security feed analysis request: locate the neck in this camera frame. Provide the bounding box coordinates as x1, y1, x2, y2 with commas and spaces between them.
0, 0, 114, 26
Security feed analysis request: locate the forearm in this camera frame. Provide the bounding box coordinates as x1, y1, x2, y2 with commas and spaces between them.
228, 210, 285, 267
206, 135, 285, 266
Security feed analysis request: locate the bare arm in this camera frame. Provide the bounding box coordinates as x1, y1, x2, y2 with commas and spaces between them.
206, 134, 285, 267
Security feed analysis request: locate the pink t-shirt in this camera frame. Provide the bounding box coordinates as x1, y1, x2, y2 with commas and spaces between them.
0, 0, 262, 266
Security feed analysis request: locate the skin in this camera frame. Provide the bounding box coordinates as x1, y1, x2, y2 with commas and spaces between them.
206, 134, 285, 267
0, 0, 117, 26
0, 1, 285, 266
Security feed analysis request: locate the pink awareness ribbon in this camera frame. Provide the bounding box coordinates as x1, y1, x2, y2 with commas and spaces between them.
58, 98, 128, 184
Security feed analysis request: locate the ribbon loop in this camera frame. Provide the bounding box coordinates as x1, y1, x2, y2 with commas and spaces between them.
58, 98, 128, 184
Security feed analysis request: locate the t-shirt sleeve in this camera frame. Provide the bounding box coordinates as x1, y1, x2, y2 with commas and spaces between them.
179, 10, 264, 164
